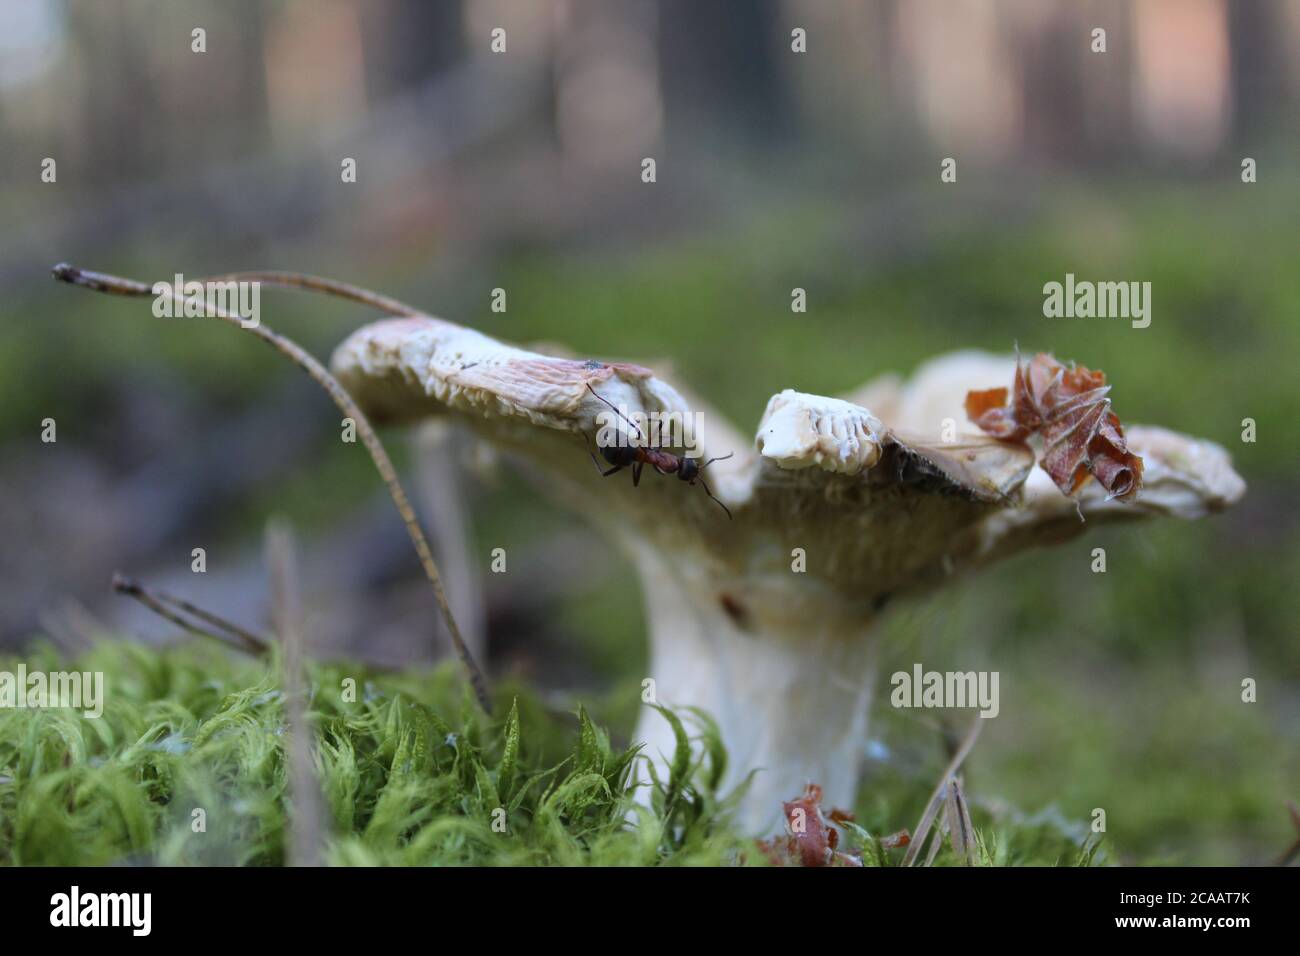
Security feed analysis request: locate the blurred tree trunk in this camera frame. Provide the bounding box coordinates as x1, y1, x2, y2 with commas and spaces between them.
362, 0, 463, 94
1227, 0, 1288, 143
69, 5, 159, 184
657, 0, 793, 141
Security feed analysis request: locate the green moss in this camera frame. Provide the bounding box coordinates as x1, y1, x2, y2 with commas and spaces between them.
0, 641, 741, 866
0, 640, 1099, 867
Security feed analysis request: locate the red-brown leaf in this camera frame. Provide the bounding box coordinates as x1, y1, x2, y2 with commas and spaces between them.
754, 784, 864, 867
965, 352, 1143, 501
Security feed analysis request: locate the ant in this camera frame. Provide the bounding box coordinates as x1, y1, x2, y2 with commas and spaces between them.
585, 384, 734, 519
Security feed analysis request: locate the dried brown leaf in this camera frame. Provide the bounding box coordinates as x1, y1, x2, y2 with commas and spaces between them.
966, 352, 1143, 501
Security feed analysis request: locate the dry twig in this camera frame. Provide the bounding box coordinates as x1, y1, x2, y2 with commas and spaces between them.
112, 572, 268, 656
54, 263, 491, 712
903, 718, 983, 866
266, 518, 324, 867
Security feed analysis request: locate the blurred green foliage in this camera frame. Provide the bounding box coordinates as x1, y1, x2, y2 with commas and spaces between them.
4, 175, 1296, 864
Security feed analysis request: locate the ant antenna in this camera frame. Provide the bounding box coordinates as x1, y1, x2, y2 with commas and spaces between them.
699, 451, 734, 471
586, 383, 643, 441
696, 476, 733, 520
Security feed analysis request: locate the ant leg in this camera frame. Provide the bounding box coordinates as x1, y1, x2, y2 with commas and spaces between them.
633, 460, 644, 487
696, 476, 733, 520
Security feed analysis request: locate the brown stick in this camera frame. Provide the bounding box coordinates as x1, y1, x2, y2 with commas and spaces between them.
55, 263, 491, 713
112, 572, 268, 656
1278, 800, 1300, 867
902, 717, 984, 867
189, 271, 423, 317
266, 518, 324, 867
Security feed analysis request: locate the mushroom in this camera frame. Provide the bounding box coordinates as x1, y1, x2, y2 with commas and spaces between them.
334, 324, 1244, 832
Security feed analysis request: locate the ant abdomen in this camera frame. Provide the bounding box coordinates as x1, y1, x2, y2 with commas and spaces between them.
600, 443, 638, 467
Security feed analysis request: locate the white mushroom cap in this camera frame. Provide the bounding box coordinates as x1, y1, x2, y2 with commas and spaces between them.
334, 324, 1245, 604
756, 390, 887, 475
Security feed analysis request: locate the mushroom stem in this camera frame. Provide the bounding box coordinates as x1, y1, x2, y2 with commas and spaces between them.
631, 543, 880, 832
51, 263, 492, 713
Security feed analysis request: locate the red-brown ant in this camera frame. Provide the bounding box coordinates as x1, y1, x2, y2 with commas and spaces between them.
585, 384, 734, 519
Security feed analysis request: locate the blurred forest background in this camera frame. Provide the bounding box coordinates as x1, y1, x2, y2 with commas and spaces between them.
1, 0, 1297, 864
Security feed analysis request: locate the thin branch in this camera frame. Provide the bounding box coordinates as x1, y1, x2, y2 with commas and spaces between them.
1278, 800, 1300, 866
266, 518, 324, 867
415, 424, 487, 660
56, 263, 491, 713
190, 271, 423, 317
943, 774, 977, 865
112, 572, 268, 656
902, 717, 984, 867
